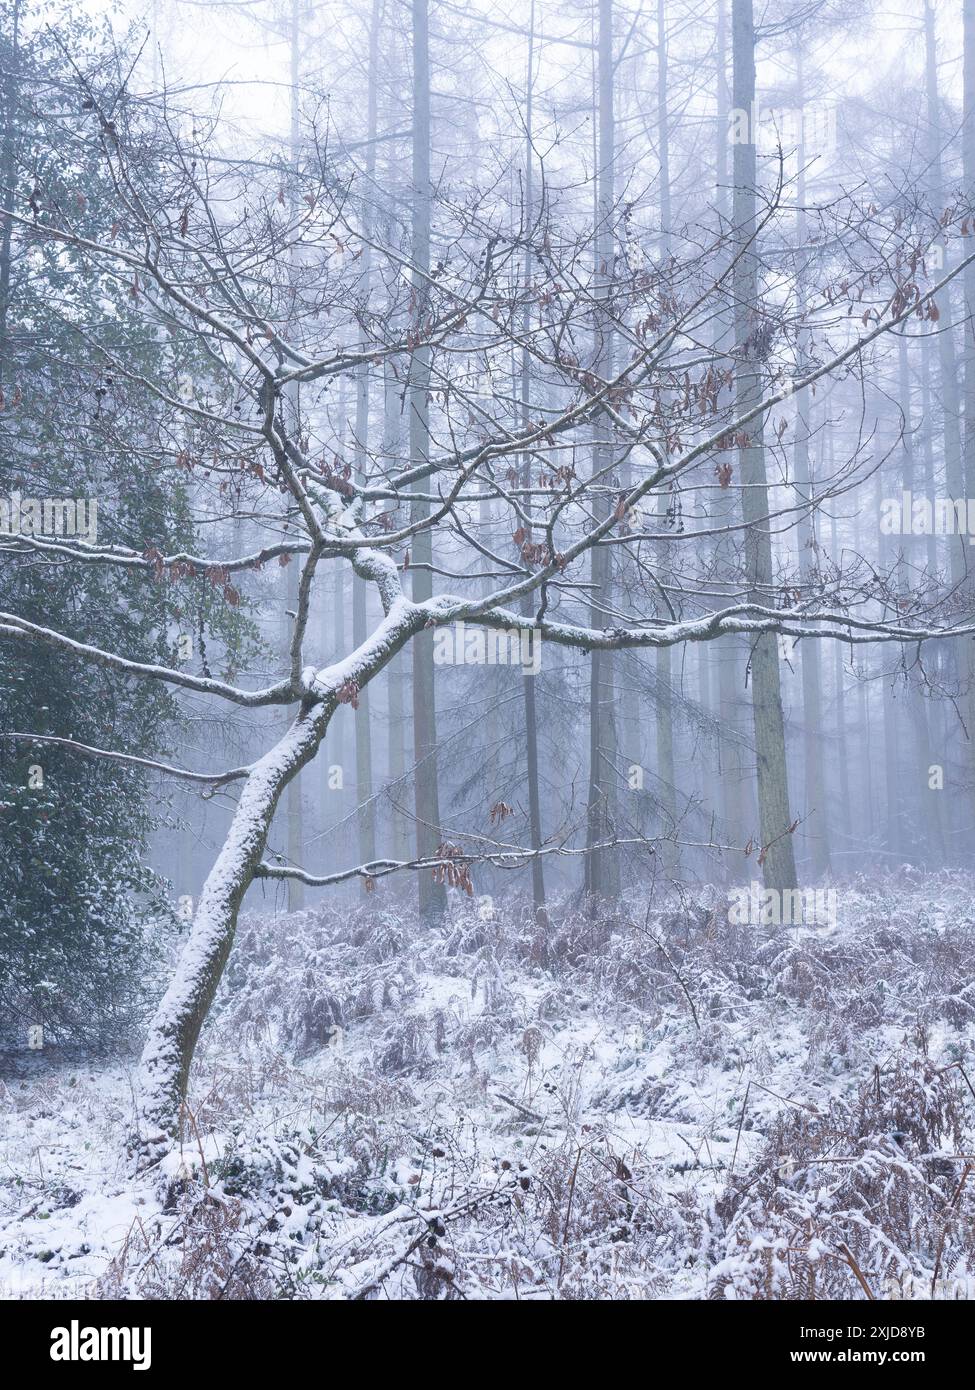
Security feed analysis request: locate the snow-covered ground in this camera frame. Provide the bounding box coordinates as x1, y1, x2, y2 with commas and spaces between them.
3, 871, 975, 1300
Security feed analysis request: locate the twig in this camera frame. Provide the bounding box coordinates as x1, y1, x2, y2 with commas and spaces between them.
557, 1144, 585, 1293
836, 1242, 876, 1301
931, 1162, 973, 1300
494, 1091, 546, 1126
731, 1082, 751, 1176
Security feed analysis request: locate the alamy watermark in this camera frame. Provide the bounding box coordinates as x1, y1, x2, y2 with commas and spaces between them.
880, 490, 975, 543
433, 620, 542, 675
729, 881, 837, 929
729, 101, 837, 158
50, 1321, 150, 1371
0, 491, 98, 543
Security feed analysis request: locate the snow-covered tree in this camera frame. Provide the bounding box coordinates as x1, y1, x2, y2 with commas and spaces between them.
2, 1, 974, 1155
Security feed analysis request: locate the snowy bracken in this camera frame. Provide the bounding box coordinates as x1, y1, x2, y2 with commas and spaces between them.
2, 875, 974, 1300
4, 0, 975, 1312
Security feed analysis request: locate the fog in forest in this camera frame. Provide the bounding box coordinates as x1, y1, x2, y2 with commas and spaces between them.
3, 0, 975, 1308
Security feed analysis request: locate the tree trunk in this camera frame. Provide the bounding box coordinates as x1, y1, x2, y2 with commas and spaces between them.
283, 0, 305, 910
898, 335, 946, 864
653, 0, 679, 878
138, 705, 325, 1148
875, 461, 903, 862
0, 0, 20, 388
137, 576, 425, 1149
712, 0, 748, 863
382, 255, 412, 863
827, 507, 852, 859
732, 0, 797, 893
962, 0, 975, 794
518, 0, 547, 923
352, 0, 381, 875
792, 43, 829, 878
924, 0, 969, 771
585, 0, 620, 904
963, 0, 975, 501
410, 0, 446, 921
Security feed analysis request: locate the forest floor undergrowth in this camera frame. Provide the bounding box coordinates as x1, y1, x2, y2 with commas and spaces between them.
3, 870, 975, 1300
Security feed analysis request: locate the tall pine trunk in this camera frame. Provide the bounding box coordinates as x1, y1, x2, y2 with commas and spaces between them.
792, 44, 829, 878
519, 0, 547, 922
585, 0, 621, 904
0, 0, 20, 388
653, 0, 679, 877
410, 0, 446, 921
351, 0, 381, 875
713, 0, 748, 862
732, 0, 797, 893
899, 336, 946, 864
282, 0, 305, 909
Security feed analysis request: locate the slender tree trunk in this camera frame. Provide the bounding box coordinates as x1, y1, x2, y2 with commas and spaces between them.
875, 461, 903, 862
283, 0, 305, 910
850, 500, 876, 849
898, 336, 946, 864
964, 0, 975, 501
383, 362, 412, 862
713, 0, 747, 861
923, 2, 965, 528
585, 0, 620, 905
732, 0, 797, 893
918, 337, 952, 812
410, 0, 446, 921
918, 341, 942, 579
962, 0, 975, 795
827, 507, 852, 858
518, 0, 547, 922
653, 0, 679, 878
352, 0, 381, 875
924, 0, 971, 774
792, 44, 829, 879
324, 371, 354, 869
284, 538, 305, 908
0, 0, 20, 389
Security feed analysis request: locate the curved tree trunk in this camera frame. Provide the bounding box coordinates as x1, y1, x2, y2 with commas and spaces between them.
137, 582, 422, 1153
136, 703, 328, 1152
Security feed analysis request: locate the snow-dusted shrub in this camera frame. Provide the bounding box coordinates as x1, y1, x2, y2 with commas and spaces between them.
100, 1189, 275, 1301
11, 874, 975, 1301
217, 906, 414, 1059
710, 1053, 975, 1300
